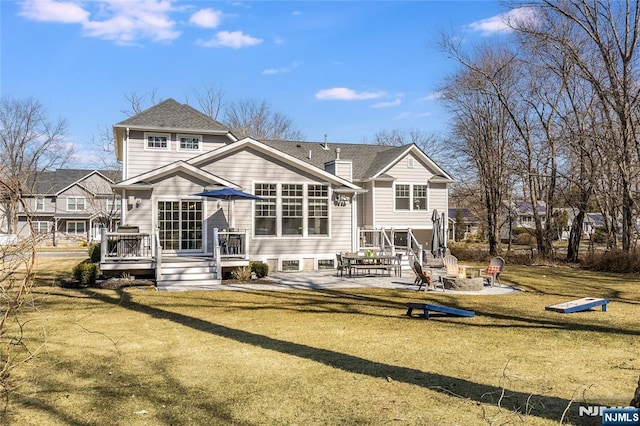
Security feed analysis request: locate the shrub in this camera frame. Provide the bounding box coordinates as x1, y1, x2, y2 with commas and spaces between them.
250, 261, 269, 278
581, 248, 640, 273
514, 231, 536, 246
231, 266, 252, 281
88, 243, 101, 263
72, 261, 99, 286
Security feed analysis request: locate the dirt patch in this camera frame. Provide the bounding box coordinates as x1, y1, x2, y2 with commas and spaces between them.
94, 277, 156, 289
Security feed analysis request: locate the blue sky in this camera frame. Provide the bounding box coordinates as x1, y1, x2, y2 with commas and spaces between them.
1, 0, 520, 166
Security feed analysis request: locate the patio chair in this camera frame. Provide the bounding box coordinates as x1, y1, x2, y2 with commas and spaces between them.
443, 255, 460, 277
413, 259, 432, 291
480, 256, 505, 287
336, 253, 345, 277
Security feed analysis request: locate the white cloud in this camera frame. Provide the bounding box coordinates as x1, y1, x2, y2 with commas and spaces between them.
315, 87, 386, 100
82, 1, 180, 44
421, 92, 444, 101
395, 111, 431, 120
197, 30, 263, 48
371, 99, 401, 108
262, 61, 300, 75
189, 8, 223, 28
292, 11, 302, 16
469, 7, 536, 35
19, 0, 180, 44
19, 0, 89, 23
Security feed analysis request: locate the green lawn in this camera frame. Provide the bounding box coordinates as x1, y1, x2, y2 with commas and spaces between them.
2, 257, 638, 425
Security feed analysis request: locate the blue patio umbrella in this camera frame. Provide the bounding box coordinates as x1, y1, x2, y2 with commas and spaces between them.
193, 187, 263, 229
431, 209, 442, 257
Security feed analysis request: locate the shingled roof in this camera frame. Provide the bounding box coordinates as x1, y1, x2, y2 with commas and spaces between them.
115, 98, 230, 132
29, 169, 119, 195
262, 140, 449, 181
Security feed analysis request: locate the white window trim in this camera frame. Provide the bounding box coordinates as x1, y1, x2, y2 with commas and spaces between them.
33, 221, 49, 234
253, 182, 331, 239
35, 197, 45, 211
144, 132, 171, 152
66, 220, 86, 234
393, 183, 429, 212
176, 134, 203, 153
67, 196, 86, 211
106, 197, 121, 212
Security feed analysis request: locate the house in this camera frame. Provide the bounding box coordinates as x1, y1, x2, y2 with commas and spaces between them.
13, 169, 120, 246
447, 208, 482, 241
104, 98, 454, 289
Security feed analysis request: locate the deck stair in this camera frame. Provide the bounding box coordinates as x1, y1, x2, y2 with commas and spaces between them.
156, 256, 221, 291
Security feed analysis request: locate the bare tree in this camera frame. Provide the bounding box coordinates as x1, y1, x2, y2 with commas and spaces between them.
223, 99, 305, 141
190, 84, 225, 120
370, 128, 450, 166
89, 124, 123, 172
518, 0, 640, 252
0, 97, 73, 234
439, 46, 518, 255
120, 89, 162, 117
0, 96, 72, 404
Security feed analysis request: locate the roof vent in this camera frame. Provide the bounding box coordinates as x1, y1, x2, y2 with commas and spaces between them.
335, 148, 341, 160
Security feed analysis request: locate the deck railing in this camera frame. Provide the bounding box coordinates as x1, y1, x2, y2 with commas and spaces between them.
101, 230, 153, 260
215, 228, 249, 259
359, 228, 426, 255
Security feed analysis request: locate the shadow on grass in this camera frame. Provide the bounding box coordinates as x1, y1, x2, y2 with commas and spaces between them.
78, 288, 594, 424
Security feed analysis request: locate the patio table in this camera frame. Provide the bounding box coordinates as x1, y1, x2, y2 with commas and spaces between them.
342, 254, 399, 277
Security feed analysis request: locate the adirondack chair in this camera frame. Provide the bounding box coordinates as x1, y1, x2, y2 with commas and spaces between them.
480, 256, 505, 286
413, 259, 432, 291
442, 255, 459, 277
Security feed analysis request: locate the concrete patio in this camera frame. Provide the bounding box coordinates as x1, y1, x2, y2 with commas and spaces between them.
217, 270, 522, 295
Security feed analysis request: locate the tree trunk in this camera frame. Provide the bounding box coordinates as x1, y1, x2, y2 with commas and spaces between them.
631, 374, 640, 408
567, 210, 585, 263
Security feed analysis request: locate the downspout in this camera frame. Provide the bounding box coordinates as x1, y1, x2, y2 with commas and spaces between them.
123, 127, 130, 181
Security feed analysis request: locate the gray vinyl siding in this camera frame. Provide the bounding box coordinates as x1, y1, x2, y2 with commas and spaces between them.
125, 130, 230, 179
198, 148, 353, 257
372, 153, 447, 229
121, 189, 154, 234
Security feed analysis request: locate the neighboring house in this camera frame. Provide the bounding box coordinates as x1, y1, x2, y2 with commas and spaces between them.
447, 208, 482, 241
500, 200, 547, 241
13, 169, 120, 246
104, 98, 454, 288
559, 210, 605, 240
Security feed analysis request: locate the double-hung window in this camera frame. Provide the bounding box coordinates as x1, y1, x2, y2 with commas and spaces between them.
35, 198, 45, 211
255, 184, 277, 236
67, 221, 86, 234
395, 184, 428, 211
67, 197, 85, 211
413, 185, 427, 210
308, 185, 329, 235
282, 184, 303, 235
33, 221, 49, 235
107, 197, 121, 212
395, 185, 410, 210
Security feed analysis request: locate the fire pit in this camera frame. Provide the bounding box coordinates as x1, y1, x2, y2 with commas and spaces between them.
442, 276, 485, 291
